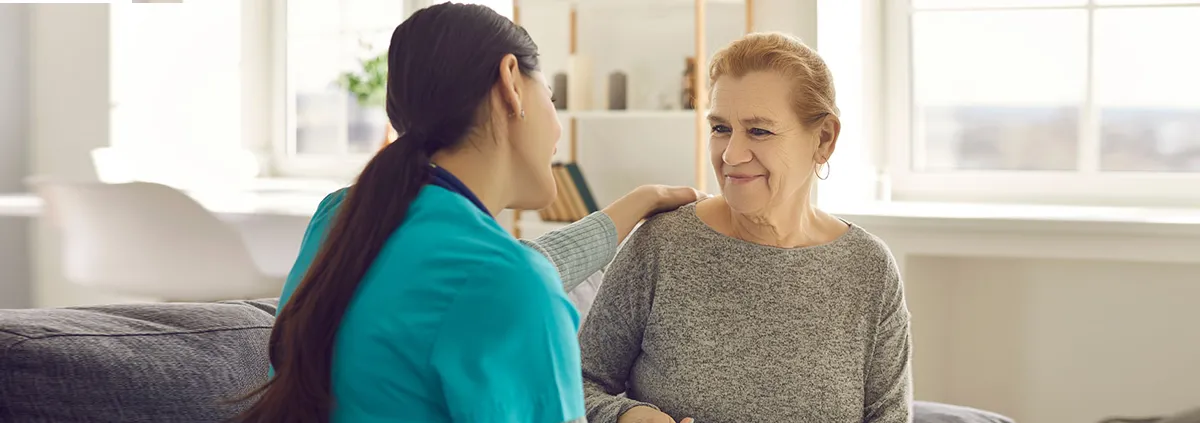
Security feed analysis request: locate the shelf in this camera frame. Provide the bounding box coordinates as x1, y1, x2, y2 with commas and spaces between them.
559, 110, 697, 119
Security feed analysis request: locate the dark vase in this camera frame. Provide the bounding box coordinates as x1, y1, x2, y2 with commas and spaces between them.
681, 57, 696, 110
608, 71, 627, 110
553, 72, 568, 110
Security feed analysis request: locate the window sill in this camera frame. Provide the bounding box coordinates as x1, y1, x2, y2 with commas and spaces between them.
829, 200, 1200, 236
828, 200, 1200, 265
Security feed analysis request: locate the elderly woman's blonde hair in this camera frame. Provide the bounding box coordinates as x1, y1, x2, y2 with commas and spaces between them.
708, 32, 840, 130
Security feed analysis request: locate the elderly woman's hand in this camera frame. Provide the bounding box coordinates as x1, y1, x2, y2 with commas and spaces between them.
617, 406, 694, 423
603, 185, 709, 245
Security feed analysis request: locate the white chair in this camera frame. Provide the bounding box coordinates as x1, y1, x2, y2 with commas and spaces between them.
34, 181, 286, 302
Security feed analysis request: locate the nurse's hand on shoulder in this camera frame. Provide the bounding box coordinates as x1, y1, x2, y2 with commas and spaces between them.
618, 405, 694, 423
636, 184, 712, 217
603, 185, 710, 245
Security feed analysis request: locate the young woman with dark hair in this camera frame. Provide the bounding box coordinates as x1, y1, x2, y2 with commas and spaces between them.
235, 3, 702, 422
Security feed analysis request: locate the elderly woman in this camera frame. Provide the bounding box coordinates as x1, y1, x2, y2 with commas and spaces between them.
579, 32, 911, 423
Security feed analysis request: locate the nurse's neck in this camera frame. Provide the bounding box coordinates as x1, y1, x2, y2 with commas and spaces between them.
429, 147, 511, 217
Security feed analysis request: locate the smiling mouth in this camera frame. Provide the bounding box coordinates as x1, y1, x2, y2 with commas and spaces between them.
725, 175, 764, 184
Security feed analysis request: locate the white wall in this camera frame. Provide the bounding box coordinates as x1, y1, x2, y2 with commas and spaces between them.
757, 0, 816, 41
905, 256, 1200, 423
29, 4, 130, 307
0, 4, 33, 308
30, 5, 109, 183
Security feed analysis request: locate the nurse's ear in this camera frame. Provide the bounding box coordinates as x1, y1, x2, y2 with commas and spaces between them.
494, 54, 525, 121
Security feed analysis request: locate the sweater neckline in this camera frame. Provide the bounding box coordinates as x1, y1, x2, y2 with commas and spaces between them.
680, 201, 859, 253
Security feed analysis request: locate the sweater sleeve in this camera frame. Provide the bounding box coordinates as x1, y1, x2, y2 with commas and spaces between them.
863, 250, 914, 423
577, 221, 660, 423
521, 212, 619, 293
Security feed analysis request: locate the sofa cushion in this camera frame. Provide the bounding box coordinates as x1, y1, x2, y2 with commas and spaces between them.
0, 299, 278, 423
1103, 407, 1200, 423
914, 400, 1016, 423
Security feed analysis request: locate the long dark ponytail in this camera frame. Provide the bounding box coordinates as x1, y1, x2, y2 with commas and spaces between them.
234, 4, 539, 422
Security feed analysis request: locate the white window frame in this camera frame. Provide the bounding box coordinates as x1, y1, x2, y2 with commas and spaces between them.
883, 0, 1200, 207
267, 0, 511, 180
268, 0, 425, 180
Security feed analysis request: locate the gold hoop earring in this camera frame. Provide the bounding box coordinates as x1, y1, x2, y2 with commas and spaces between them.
816, 160, 831, 180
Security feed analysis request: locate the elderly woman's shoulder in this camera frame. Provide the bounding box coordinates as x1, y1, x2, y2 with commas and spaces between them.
646, 203, 703, 228
625, 202, 706, 243
838, 223, 902, 272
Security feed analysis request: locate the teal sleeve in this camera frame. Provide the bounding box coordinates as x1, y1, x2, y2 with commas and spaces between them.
430, 261, 586, 423
271, 188, 348, 378
278, 188, 347, 311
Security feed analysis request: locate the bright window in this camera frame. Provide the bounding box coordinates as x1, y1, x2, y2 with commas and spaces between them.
283, 0, 400, 161
887, 0, 1200, 205
111, 1, 242, 152
275, 0, 515, 177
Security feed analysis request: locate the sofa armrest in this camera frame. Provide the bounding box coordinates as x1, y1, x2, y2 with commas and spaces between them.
914, 401, 1015, 423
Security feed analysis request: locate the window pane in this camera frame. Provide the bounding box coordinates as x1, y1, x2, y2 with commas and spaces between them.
342, 0, 405, 33
1095, 7, 1200, 172
295, 91, 347, 155
111, 2, 241, 152
913, 0, 1085, 9
430, 0, 514, 20
287, 0, 404, 157
911, 10, 1087, 171
287, 0, 341, 34
341, 32, 391, 154
289, 36, 346, 155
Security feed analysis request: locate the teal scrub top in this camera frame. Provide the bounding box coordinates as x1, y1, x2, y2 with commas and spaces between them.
276, 186, 585, 423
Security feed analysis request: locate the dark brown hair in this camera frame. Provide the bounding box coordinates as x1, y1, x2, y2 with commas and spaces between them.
233, 3, 539, 422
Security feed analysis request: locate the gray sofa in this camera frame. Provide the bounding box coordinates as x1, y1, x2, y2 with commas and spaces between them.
0, 299, 275, 422
0, 298, 1026, 423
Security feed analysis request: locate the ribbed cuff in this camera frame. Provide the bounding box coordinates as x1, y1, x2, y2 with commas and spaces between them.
520, 212, 618, 293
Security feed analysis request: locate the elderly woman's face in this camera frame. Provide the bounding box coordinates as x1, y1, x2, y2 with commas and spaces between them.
708, 71, 832, 215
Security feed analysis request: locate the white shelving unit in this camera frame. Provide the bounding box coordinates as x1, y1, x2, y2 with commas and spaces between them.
510, 0, 753, 237
542, 0, 746, 6
561, 110, 695, 120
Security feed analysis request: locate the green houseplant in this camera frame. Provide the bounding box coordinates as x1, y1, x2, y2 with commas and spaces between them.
337, 50, 394, 149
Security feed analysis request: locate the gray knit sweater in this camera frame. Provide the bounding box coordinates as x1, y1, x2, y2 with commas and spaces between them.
579, 203, 913, 423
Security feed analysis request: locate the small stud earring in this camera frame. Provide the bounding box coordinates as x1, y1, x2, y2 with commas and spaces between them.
520, 109, 525, 120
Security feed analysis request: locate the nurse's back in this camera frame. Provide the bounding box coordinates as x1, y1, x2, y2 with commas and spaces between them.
279, 187, 581, 422
234, 3, 584, 422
